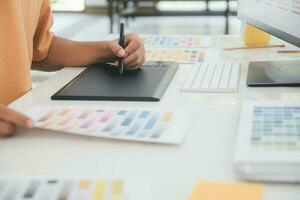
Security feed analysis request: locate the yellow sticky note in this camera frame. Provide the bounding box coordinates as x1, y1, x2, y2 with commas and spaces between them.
189, 180, 264, 200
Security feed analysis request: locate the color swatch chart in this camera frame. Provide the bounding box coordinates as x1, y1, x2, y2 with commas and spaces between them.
26, 106, 193, 144
145, 48, 205, 64
141, 34, 211, 48
0, 177, 147, 200
251, 106, 300, 151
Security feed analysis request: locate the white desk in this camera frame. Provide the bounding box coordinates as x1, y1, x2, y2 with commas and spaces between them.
1, 35, 300, 200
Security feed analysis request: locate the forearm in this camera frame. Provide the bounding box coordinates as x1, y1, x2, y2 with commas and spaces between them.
32, 36, 113, 71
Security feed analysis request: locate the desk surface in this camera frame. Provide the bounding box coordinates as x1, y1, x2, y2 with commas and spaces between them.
1, 35, 300, 200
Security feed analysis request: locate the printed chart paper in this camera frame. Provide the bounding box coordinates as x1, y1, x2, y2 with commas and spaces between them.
145, 48, 205, 64
141, 34, 212, 48
26, 106, 194, 144
234, 101, 300, 182
0, 177, 150, 200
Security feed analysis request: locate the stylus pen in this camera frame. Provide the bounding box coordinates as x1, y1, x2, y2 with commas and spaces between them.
119, 23, 125, 75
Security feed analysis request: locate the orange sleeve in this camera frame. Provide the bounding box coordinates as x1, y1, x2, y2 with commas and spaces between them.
32, 0, 54, 61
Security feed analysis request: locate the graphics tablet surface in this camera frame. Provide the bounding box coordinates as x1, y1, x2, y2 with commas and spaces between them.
51, 61, 178, 101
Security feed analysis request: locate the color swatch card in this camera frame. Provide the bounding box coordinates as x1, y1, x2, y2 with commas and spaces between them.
235, 101, 300, 182
26, 106, 193, 144
188, 180, 264, 200
145, 48, 205, 64
141, 34, 212, 48
236, 101, 300, 153
0, 177, 150, 200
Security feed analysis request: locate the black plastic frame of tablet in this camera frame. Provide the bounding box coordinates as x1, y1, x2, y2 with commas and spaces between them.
247, 60, 300, 87
51, 62, 178, 102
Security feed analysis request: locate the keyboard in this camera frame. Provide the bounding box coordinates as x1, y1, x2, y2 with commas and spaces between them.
181, 61, 241, 93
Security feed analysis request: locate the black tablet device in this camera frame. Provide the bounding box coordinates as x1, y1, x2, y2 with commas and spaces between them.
247, 60, 300, 87
51, 61, 178, 101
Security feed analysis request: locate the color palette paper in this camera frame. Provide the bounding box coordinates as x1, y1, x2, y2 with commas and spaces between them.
145, 48, 205, 64
26, 106, 193, 144
0, 177, 149, 200
188, 180, 264, 200
141, 34, 212, 48
251, 105, 300, 151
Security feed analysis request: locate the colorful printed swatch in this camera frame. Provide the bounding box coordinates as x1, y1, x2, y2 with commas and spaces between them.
145, 48, 205, 64
0, 177, 148, 200
141, 34, 211, 48
251, 106, 300, 151
26, 106, 193, 144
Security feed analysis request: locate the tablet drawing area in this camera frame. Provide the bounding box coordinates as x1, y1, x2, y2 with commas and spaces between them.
51, 62, 178, 101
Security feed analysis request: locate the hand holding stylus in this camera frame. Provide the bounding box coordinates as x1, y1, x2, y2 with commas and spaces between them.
107, 33, 145, 71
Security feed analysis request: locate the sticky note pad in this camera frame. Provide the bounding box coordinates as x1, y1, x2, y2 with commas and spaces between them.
189, 180, 264, 200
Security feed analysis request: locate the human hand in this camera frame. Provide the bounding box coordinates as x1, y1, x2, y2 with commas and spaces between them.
0, 105, 34, 137
107, 33, 145, 70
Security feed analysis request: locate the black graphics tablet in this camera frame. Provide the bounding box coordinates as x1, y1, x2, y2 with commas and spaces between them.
51, 61, 178, 102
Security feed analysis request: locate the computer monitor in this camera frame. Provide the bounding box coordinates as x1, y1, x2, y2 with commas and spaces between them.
238, 0, 300, 86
